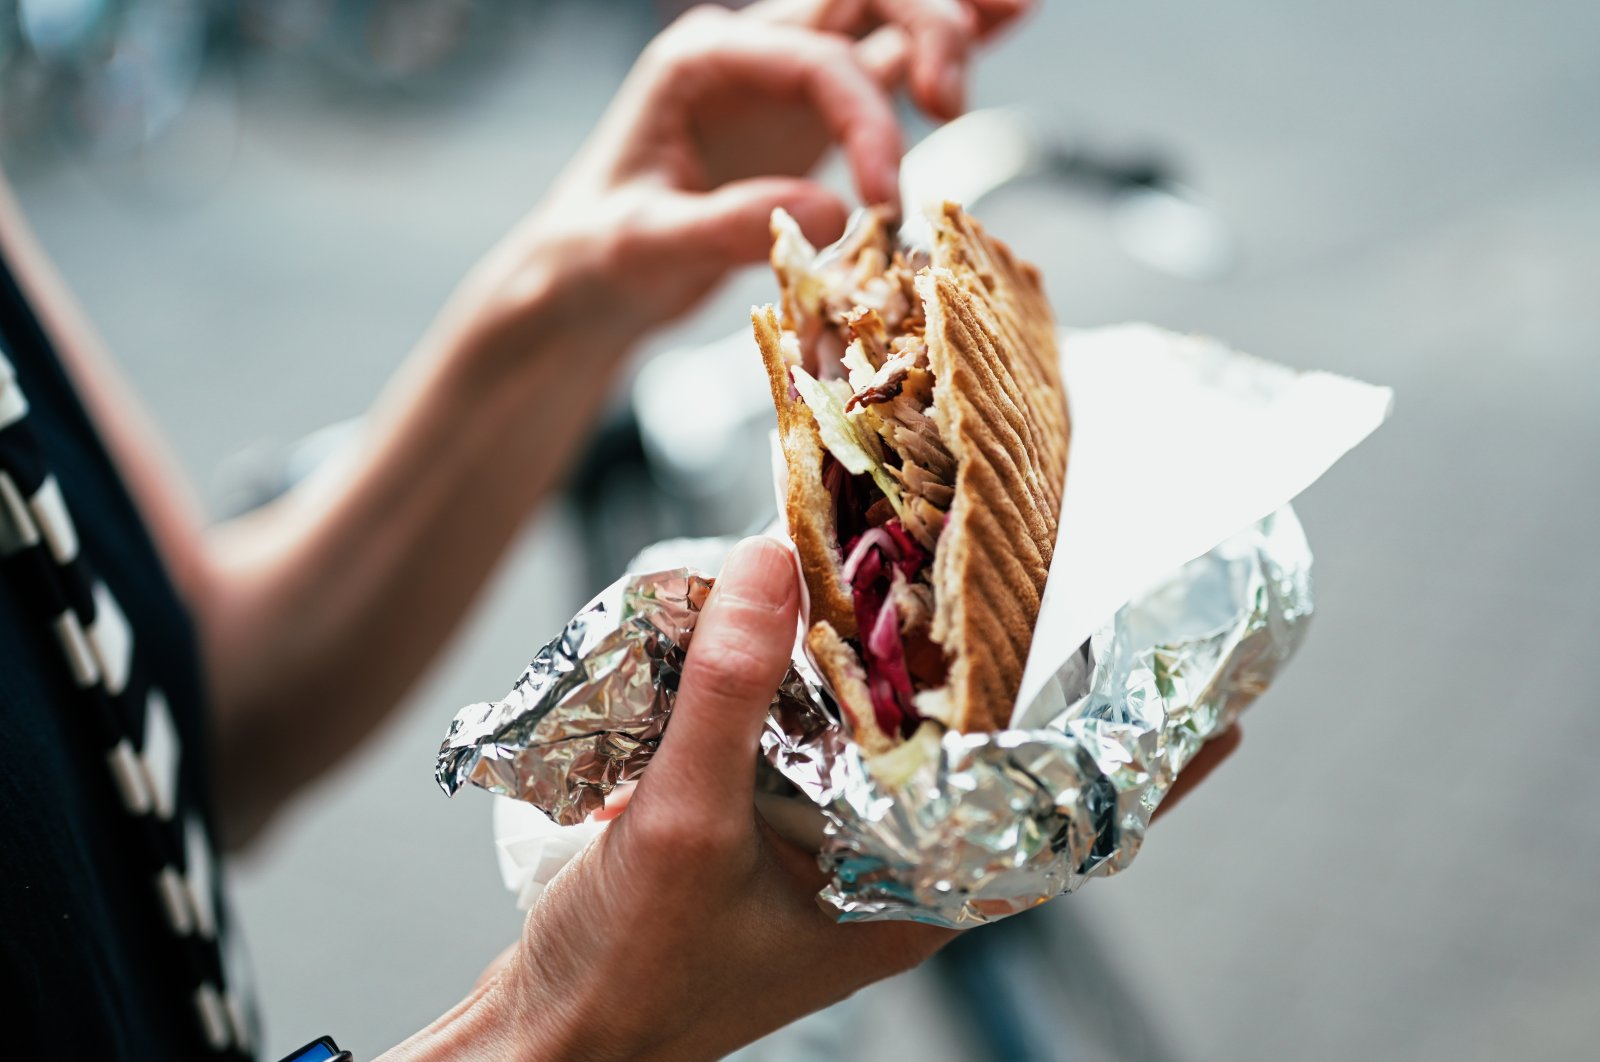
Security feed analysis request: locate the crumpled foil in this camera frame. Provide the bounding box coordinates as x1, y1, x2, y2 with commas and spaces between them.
435, 569, 824, 827
438, 508, 1311, 929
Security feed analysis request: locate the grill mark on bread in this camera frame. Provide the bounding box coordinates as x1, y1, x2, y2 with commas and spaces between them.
924, 203, 1069, 738
930, 280, 1062, 537
945, 285, 1065, 490
927, 280, 1036, 468
951, 417, 1052, 568
965, 578, 1027, 693
961, 490, 1046, 613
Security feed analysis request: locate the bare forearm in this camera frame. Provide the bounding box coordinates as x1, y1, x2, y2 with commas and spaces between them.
201, 244, 627, 844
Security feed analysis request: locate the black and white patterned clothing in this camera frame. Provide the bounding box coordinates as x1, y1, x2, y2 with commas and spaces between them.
0, 252, 254, 1057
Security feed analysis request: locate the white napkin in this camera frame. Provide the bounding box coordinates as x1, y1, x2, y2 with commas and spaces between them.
493, 796, 607, 910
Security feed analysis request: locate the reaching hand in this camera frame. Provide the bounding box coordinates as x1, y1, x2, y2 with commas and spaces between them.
448, 1, 1032, 372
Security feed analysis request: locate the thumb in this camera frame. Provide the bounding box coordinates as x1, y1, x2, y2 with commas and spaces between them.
673, 178, 848, 264
634, 537, 801, 821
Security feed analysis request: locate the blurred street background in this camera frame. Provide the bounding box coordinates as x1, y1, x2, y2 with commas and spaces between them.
5, 1, 1599, 1058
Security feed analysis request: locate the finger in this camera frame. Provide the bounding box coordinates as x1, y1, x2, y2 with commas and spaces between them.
1153, 726, 1242, 822
668, 178, 849, 264
750, 0, 1024, 114
877, 0, 975, 119
967, 0, 1032, 38
757, 0, 1007, 44
658, 18, 904, 205
590, 781, 636, 823
747, 0, 872, 31
634, 537, 801, 821
854, 23, 912, 87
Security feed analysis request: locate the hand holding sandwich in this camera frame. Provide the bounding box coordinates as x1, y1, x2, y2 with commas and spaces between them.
386, 539, 953, 1061
392, 537, 1240, 1060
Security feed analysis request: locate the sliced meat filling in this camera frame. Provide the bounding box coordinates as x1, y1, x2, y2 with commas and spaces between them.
776, 212, 956, 735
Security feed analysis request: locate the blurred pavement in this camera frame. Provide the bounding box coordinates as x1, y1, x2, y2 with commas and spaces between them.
10, 2, 1600, 1058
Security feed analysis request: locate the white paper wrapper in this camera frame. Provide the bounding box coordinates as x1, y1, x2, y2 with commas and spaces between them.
493, 798, 607, 910
1017, 324, 1391, 725
453, 324, 1391, 920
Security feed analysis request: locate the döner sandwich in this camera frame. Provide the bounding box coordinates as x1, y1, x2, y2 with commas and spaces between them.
754, 202, 1070, 757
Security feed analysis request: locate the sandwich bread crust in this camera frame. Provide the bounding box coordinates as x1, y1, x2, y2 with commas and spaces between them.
753, 305, 858, 637
924, 203, 1069, 735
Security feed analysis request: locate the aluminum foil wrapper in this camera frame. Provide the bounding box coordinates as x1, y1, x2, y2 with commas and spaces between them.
437, 507, 1311, 928
436, 568, 823, 827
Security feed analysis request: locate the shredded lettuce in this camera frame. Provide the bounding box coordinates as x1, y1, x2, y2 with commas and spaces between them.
790, 365, 905, 517
841, 338, 876, 390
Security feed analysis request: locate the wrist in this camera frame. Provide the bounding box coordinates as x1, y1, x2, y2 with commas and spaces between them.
380, 970, 564, 1062
432, 218, 642, 399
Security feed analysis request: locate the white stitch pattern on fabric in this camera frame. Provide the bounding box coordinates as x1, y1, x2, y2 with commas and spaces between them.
107, 739, 154, 815
88, 582, 132, 697
184, 814, 218, 940
194, 983, 232, 1050
29, 475, 79, 564
53, 609, 100, 687
0, 375, 26, 429
1, 340, 241, 1054
157, 866, 196, 936
0, 470, 38, 554
142, 688, 181, 821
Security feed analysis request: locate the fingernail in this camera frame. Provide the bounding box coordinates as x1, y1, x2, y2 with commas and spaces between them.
717, 537, 797, 613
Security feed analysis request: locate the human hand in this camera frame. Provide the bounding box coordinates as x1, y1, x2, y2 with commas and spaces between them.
751, 0, 1033, 120
447, 1, 1032, 378
409, 537, 950, 1060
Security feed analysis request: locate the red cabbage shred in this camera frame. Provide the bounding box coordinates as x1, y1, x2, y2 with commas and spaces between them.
842, 520, 928, 737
